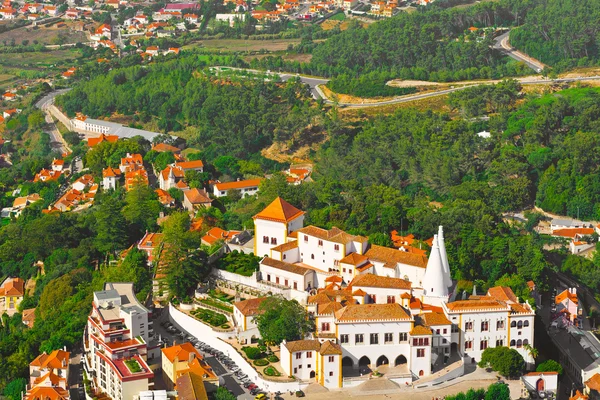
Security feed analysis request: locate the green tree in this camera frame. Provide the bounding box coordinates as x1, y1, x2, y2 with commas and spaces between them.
484, 383, 510, 400
536, 359, 563, 374
214, 387, 236, 400
104, 248, 151, 301
254, 297, 314, 345
122, 180, 161, 238
3, 378, 26, 400
94, 196, 128, 258
478, 347, 525, 377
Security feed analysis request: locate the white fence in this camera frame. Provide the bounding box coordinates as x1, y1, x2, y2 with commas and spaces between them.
169, 304, 309, 393
211, 268, 259, 288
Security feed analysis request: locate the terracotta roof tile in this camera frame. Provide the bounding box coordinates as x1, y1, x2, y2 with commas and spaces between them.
418, 312, 451, 326
284, 339, 321, 353
162, 342, 201, 364
410, 325, 433, 336
340, 252, 368, 266
215, 179, 262, 191
335, 303, 411, 322
556, 289, 578, 305
585, 373, 600, 391
234, 297, 268, 316
261, 257, 312, 276
445, 299, 508, 312
319, 340, 342, 355
253, 197, 304, 223
364, 244, 428, 269
350, 273, 411, 290
270, 241, 298, 252
487, 286, 518, 303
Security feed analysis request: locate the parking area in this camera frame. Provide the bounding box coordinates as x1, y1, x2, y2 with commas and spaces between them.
154, 308, 281, 400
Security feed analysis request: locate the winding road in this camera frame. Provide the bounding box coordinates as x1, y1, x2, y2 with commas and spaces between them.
493, 31, 546, 72
35, 89, 72, 154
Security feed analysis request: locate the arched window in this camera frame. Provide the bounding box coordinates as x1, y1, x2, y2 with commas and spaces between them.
510, 340, 516, 346
523, 339, 529, 346
517, 339, 522, 348
511, 321, 517, 328
517, 321, 523, 329
524, 321, 529, 327
419, 370, 424, 376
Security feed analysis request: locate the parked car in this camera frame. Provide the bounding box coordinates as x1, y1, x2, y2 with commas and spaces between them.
255, 394, 267, 400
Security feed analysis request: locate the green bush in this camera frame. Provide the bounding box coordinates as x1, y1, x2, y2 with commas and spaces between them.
254, 359, 269, 366
214, 251, 260, 277
242, 346, 263, 360
267, 355, 279, 363
264, 366, 281, 376
327, 71, 418, 98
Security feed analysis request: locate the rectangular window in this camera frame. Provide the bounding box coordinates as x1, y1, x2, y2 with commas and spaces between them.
329, 371, 334, 376
296, 353, 301, 360
480, 340, 488, 350
443, 328, 447, 334
436, 329, 440, 334
307, 364, 311, 368
464, 340, 472, 350
349, 269, 353, 274
413, 338, 418, 346
418, 338, 424, 346
370, 333, 379, 345
285, 279, 288, 287
465, 322, 473, 331
276, 277, 279, 284
481, 321, 489, 332
384, 333, 393, 343
263, 236, 269, 243
271, 237, 277, 245
355, 334, 364, 344
334, 244, 340, 251
321, 322, 330, 331
496, 339, 503, 347
417, 349, 425, 358
318, 240, 323, 247
329, 356, 335, 362
497, 320, 505, 330
371, 295, 377, 303
304, 235, 308, 242
267, 274, 271, 282
387, 295, 395, 304
399, 333, 408, 342
306, 352, 312, 358
343, 268, 346, 273
424, 338, 429, 346
294, 368, 297, 374
293, 282, 298, 290
298, 365, 302, 369
340, 334, 349, 344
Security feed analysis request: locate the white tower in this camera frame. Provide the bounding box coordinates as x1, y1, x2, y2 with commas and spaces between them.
422, 235, 449, 306
253, 197, 305, 258
438, 226, 452, 289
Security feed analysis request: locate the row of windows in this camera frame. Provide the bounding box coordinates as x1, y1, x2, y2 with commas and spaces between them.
464, 320, 529, 332
303, 236, 341, 252
340, 332, 409, 344
265, 274, 299, 290
262, 236, 278, 245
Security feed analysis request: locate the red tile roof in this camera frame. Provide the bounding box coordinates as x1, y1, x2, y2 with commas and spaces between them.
253, 197, 304, 223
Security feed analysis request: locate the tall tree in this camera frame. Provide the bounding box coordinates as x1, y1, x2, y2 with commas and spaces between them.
254, 297, 314, 345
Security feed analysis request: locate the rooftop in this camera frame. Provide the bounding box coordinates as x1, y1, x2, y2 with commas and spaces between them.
350, 273, 411, 290
253, 197, 304, 223
335, 303, 411, 322
234, 297, 268, 316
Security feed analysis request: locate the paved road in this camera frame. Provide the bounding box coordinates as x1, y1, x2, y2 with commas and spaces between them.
280, 73, 329, 100
493, 31, 545, 72
36, 89, 72, 154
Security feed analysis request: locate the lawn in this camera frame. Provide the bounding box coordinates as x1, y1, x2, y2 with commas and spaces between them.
185, 38, 304, 52
124, 359, 142, 373
200, 298, 234, 313
329, 12, 346, 21
0, 49, 80, 68
0, 24, 87, 45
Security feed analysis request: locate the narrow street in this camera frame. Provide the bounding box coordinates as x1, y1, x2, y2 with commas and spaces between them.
36, 89, 72, 155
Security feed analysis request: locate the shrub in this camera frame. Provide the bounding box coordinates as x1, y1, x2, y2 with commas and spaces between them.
264, 366, 281, 376
267, 355, 279, 363
242, 346, 263, 360
254, 359, 269, 366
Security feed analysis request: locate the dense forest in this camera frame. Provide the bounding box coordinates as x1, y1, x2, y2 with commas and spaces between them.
509, 0, 600, 70
56, 56, 321, 162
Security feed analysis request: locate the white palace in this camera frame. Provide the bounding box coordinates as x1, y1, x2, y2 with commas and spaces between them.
230, 197, 536, 388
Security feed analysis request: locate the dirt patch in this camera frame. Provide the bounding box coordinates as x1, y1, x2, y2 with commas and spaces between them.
186, 38, 304, 52
261, 126, 327, 163
339, 94, 453, 118
388, 79, 442, 87
245, 52, 312, 63
0, 23, 87, 45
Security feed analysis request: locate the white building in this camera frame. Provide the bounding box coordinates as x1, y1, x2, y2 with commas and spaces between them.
443, 286, 535, 366
83, 283, 156, 400
253, 197, 305, 258
233, 297, 268, 344
103, 167, 121, 190
213, 179, 262, 198
25, 349, 71, 400
280, 340, 342, 389
521, 372, 558, 398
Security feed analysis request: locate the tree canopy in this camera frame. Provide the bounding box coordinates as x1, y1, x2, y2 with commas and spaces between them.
254, 297, 314, 345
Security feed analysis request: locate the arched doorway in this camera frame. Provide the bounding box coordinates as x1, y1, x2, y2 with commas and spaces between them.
358, 356, 371, 367
395, 355, 407, 366
342, 356, 353, 368
376, 355, 389, 367
536, 379, 545, 391
310, 370, 316, 379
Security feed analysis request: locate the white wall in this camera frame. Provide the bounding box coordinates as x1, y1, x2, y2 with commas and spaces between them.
169, 304, 309, 393
521, 373, 558, 393
254, 219, 287, 258
319, 353, 341, 389
211, 268, 259, 289
296, 233, 350, 273
410, 336, 432, 377
353, 286, 410, 304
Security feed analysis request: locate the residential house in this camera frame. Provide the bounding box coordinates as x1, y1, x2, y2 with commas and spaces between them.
33, 168, 61, 182
0, 7, 16, 19
73, 174, 94, 192
87, 133, 119, 147
233, 297, 267, 344
155, 189, 175, 207
12, 193, 42, 217
3, 108, 21, 119
28, 349, 70, 392
0, 277, 25, 316
102, 167, 121, 190
91, 23, 111, 41
43, 5, 57, 16
120, 153, 144, 173
252, 197, 305, 258
183, 188, 212, 212
138, 232, 164, 263
146, 46, 159, 56
159, 160, 204, 190
22, 308, 36, 328
65, 8, 80, 19
51, 158, 65, 172
175, 370, 208, 400
213, 179, 262, 198
125, 167, 149, 191
201, 227, 242, 247
555, 288, 581, 326
62, 68, 76, 79
521, 372, 558, 398
161, 343, 216, 391
2, 92, 16, 101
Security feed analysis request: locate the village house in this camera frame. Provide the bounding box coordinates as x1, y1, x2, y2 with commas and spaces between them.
0, 7, 17, 19
155, 189, 175, 207
213, 179, 262, 198
2, 92, 16, 101
25, 349, 71, 400
11, 193, 42, 217
183, 188, 212, 212
87, 133, 119, 147
138, 232, 164, 263
33, 168, 61, 183
0, 277, 25, 316
161, 343, 216, 391
159, 160, 204, 191
102, 167, 121, 190
555, 288, 581, 326
120, 153, 144, 173
52, 158, 65, 172
232, 297, 267, 344
280, 340, 342, 389
201, 227, 242, 247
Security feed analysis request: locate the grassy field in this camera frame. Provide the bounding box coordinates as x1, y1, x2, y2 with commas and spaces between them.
0, 49, 79, 68
0, 23, 87, 45
329, 12, 346, 21
185, 38, 304, 52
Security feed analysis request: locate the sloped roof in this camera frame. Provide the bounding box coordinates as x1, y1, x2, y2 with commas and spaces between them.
184, 188, 211, 205
487, 286, 518, 303
215, 179, 262, 191
152, 143, 180, 153
364, 244, 428, 269
0, 277, 24, 296
30, 349, 70, 369
176, 371, 208, 400
340, 252, 368, 266
253, 197, 304, 223
176, 160, 204, 170
419, 312, 451, 326
234, 297, 267, 316
261, 257, 312, 276
22, 308, 36, 328
25, 386, 69, 400
284, 339, 321, 353
102, 167, 121, 178
556, 289, 578, 305
410, 325, 433, 336
445, 299, 508, 312
297, 226, 356, 244
350, 273, 411, 290
585, 373, 600, 391
162, 342, 201, 364
319, 340, 342, 355
335, 303, 410, 322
